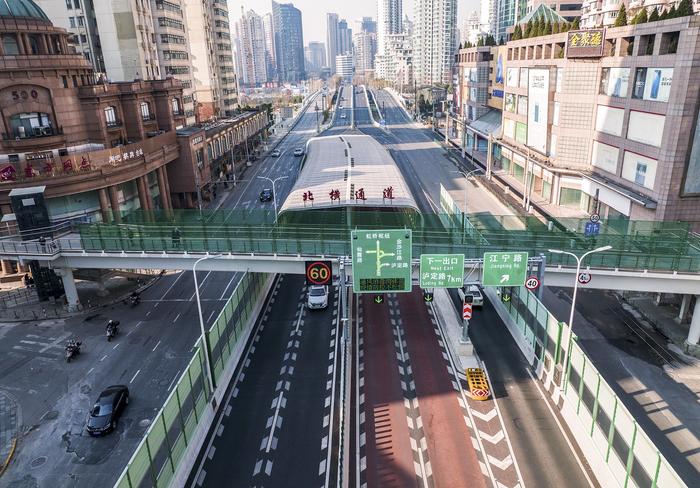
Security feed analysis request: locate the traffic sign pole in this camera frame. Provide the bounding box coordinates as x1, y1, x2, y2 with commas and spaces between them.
461, 302, 473, 344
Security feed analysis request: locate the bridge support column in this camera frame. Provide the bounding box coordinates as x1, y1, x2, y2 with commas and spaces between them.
677, 294, 691, 324
98, 188, 111, 223
687, 297, 700, 346
137, 176, 151, 212
55, 268, 80, 312
156, 166, 172, 211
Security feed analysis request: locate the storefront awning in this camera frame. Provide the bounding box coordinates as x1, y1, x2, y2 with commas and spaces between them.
468, 110, 502, 137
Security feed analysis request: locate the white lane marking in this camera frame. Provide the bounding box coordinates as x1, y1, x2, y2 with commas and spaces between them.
167, 369, 181, 392
130, 369, 141, 384
266, 391, 284, 453
207, 310, 215, 324
524, 367, 596, 488
173, 313, 181, 323
220, 273, 239, 300
87, 367, 94, 374
152, 340, 162, 352
100, 355, 108, 362
326, 286, 342, 488
160, 271, 186, 300
112, 343, 121, 350
126, 321, 143, 336
190, 271, 212, 301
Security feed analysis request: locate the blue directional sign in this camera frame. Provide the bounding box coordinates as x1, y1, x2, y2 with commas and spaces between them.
584, 221, 601, 237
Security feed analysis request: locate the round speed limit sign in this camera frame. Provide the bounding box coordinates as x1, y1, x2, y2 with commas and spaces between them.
577, 272, 592, 284
525, 276, 540, 290
305, 260, 332, 285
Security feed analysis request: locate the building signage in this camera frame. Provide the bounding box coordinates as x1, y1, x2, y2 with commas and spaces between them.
25, 151, 54, 161
633, 68, 673, 103
192, 135, 204, 145
566, 29, 605, 58
492, 89, 504, 98
527, 69, 549, 154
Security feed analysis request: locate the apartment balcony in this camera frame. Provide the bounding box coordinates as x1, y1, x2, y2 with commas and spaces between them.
1, 127, 66, 151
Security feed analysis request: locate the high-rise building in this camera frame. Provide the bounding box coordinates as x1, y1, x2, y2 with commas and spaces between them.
337, 19, 353, 55
326, 13, 339, 74
376, 0, 403, 80
335, 54, 354, 79
462, 10, 482, 45
263, 13, 277, 82
353, 30, 376, 72
37, 0, 239, 123
357, 16, 377, 34
481, 0, 498, 37
305, 41, 326, 74
235, 9, 268, 87
272, 1, 305, 83
413, 0, 457, 86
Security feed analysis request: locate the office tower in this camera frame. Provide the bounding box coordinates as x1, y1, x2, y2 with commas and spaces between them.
272, 1, 305, 83
235, 9, 268, 87
326, 13, 339, 74
337, 19, 352, 55
305, 41, 326, 74
357, 16, 377, 34
413, 0, 457, 85
354, 30, 376, 72
263, 13, 277, 81
335, 54, 354, 79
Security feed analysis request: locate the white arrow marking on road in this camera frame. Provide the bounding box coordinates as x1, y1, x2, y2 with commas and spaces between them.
500, 274, 510, 284
265, 391, 284, 453
478, 430, 505, 445
471, 408, 498, 422
487, 454, 513, 471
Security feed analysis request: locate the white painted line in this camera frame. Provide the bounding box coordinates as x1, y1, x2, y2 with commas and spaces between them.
207, 310, 215, 324
87, 367, 94, 374
130, 369, 141, 384
100, 355, 108, 362
160, 271, 186, 300
220, 273, 239, 300
112, 343, 121, 350
524, 367, 596, 488
266, 391, 284, 453
126, 321, 143, 336
167, 369, 181, 392
190, 271, 212, 301
152, 340, 162, 352
173, 313, 181, 323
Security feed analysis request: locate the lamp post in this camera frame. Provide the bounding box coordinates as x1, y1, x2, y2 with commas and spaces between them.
315, 102, 320, 133
452, 168, 483, 243
193, 254, 223, 394
257, 175, 287, 223
548, 245, 612, 385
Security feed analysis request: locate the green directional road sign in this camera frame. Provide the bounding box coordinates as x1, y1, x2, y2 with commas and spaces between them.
419, 253, 464, 288
482, 252, 528, 287
352, 229, 412, 293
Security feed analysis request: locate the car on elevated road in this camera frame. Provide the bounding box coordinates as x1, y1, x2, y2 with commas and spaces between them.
293, 148, 304, 157
259, 189, 273, 202
271, 149, 281, 157
458, 284, 484, 307
307, 285, 329, 310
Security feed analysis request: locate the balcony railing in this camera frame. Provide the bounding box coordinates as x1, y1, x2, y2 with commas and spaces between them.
142, 114, 156, 122
106, 120, 123, 129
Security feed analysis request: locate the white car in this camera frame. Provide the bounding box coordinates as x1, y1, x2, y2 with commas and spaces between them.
270, 149, 281, 157
293, 148, 304, 157
458, 284, 484, 307
340, 113, 347, 119
307, 285, 329, 310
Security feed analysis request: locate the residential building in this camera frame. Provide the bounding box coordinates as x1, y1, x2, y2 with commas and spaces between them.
376, 0, 402, 80
305, 41, 326, 74
272, 1, 305, 83
326, 13, 339, 74
357, 16, 377, 34
354, 30, 376, 72
377, 33, 412, 87
454, 15, 700, 223
235, 9, 268, 87
462, 10, 483, 45
263, 13, 277, 82
336, 54, 354, 79
413, 0, 457, 86
481, 0, 498, 37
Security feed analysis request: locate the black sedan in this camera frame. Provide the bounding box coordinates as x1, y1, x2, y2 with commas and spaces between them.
260, 188, 273, 202
86, 385, 129, 436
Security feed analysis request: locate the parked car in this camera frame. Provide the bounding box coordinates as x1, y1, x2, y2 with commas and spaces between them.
340, 113, 347, 119
271, 149, 281, 157
307, 285, 329, 310
259, 188, 273, 202
458, 284, 484, 307
86, 385, 129, 436
293, 148, 304, 157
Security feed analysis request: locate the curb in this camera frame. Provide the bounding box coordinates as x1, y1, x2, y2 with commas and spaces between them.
0, 438, 16, 477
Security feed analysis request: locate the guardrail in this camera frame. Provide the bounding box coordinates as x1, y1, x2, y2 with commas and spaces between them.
487, 285, 688, 487
114, 272, 271, 488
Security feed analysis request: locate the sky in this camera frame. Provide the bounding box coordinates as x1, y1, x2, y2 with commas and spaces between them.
228, 0, 481, 43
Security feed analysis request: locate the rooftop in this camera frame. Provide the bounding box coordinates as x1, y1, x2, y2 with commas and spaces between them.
0, 0, 49, 21
518, 4, 566, 25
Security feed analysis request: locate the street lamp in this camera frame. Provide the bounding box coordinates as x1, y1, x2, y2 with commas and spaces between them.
257, 175, 287, 223
193, 254, 223, 394
452, 168, 483, 243
548, 245, 612, 384
315, 102, 320, 133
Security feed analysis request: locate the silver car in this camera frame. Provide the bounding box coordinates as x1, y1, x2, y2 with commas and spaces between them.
458, 284, 484, 307
307, 285, 329, 310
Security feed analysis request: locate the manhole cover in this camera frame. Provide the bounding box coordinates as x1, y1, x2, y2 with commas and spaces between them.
139, 419, 151, 428
30, 456, 47, 468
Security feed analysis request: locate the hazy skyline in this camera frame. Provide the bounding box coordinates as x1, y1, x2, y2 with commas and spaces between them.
227, 0, 479, 43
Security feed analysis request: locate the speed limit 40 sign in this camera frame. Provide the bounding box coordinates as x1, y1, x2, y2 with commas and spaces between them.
305, 260, 332, 285
525, 276, 540, 290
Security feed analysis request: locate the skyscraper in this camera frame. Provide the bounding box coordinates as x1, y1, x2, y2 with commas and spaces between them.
235, 9, 268, 87
413, 0, 457, 86
271, 1, 305, 83
337, 19, 353, 55
376, 0, 402, 80
263, 13, 277, 82
353, 17, 377, 73
326, 13, 339, 74
305, 41, 326, 74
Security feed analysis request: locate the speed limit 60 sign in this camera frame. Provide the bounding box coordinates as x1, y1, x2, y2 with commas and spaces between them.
306, 260, 332, 285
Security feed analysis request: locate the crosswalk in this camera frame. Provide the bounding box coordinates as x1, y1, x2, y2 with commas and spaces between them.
11, 332, 72, 359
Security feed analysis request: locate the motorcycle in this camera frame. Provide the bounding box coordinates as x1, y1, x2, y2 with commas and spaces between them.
65, 340, 82, 363
106, 321, 120, 342
129, 294, 140, 307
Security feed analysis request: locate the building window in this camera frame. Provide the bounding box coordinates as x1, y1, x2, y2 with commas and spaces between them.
172, 98, 181, 115
72, 75, 78, 87
559, 188, 584, 209
77, 16, 84, 27
9, 112, 53, 138
599, 68, 629, 98
62, 75, 68, 88
104, 106, 117, 126
69, 17, 76, 28
632, 68, 673, 102
622, 151, 657, 189
73, 0, 81, 8
2, 34, 20, 55
66, 0, 72, 8
140, 101, 151, 120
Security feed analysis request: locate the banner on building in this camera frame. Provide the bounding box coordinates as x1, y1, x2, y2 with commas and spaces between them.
566, 29, 605, 58
527, 69, 549, 154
